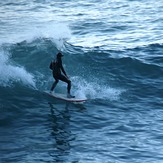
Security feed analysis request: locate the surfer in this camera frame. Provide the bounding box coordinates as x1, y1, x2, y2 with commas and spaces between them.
49, 52, 75, 98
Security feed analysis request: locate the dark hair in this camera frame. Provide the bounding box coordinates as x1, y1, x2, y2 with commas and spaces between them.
57, 52, 63, 58
58, 52, 62, 55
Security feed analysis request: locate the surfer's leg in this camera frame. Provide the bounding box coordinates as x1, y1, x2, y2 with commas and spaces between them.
58, 75, 71, 93
58, 75, 74, 98
58, 75, 75, 98
50, 78, 59, 92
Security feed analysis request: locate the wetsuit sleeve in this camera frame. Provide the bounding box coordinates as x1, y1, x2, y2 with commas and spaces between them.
61, 64, 67, 76
60, 59, 67, 76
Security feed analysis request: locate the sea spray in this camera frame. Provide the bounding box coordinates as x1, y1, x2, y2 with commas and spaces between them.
0, 50, 36, 88
71, 76, 123, 100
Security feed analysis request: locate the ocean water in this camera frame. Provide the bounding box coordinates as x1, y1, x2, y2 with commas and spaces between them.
0, 0, 163, 162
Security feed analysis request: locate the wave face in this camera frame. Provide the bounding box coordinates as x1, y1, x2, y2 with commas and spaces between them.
0, 0, 163, 163
1, 40, 162, 101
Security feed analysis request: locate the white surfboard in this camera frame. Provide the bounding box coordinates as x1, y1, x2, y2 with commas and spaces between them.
45, 91, 87, 103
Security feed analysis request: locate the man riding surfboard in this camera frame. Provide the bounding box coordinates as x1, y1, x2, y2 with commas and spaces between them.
49, 52, 75, 98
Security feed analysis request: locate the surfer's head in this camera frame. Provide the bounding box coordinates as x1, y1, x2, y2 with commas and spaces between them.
57, 52, 63, 58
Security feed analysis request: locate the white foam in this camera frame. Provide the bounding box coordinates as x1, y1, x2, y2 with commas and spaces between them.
0, 50, 36, 87
71, 76, 123, 101
38, 23, 72, 51
0, 23, 72, 52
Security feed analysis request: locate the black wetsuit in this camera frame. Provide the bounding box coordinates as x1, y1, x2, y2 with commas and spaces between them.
50, 57, 71, 94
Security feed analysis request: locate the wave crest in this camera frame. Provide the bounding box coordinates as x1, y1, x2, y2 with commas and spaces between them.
0, 50, 35, 87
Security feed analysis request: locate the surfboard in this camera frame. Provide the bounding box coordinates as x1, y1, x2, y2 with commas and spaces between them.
45, 91, 87, 103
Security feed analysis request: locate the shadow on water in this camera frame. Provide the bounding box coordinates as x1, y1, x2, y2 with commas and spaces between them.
47, 101, 87, 162
48, 102, 72, 162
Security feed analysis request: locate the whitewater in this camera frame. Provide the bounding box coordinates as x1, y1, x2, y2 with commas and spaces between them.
0, 0, 163, 163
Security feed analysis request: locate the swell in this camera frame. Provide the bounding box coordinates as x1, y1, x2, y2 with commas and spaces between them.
125, 43, 163, 66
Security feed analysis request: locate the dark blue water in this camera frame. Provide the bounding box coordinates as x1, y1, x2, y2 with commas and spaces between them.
0, 0, 163, 162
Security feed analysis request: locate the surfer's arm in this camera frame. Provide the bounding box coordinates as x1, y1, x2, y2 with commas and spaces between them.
59, 58, 68, 78
61, 65, 68, 77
